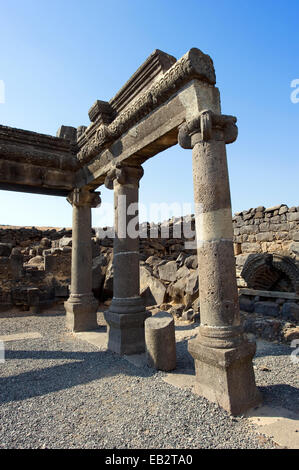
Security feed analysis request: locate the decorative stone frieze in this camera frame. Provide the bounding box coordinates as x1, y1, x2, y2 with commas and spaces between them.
178, 110, 238, 148
76, 48, 216, 165
67, 187, 101, 208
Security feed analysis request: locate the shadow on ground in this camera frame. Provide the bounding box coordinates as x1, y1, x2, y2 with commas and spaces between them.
0, 348, 155, 405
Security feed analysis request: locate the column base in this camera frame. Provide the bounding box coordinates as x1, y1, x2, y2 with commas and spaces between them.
64, 294, 98, 332
188, 332, 262, 416
104, 297, 150, 355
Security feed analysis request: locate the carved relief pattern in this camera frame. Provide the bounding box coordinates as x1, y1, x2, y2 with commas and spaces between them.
77, 50, 216, 165
178, 110, 238, 149
67, 188, 101, 208
104, 164, 144, 189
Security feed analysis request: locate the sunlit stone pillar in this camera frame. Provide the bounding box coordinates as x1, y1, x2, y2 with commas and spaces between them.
179, 110, 261, 415
65, 188, 101, 332
104, 164, 149, 354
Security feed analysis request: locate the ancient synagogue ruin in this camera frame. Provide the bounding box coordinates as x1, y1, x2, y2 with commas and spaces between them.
1, 48, 298, 415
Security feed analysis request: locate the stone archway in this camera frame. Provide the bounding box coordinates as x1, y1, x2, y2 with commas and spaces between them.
241, 253, 299, 295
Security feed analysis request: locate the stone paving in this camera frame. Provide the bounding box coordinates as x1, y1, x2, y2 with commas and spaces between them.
0, 307, 298, 449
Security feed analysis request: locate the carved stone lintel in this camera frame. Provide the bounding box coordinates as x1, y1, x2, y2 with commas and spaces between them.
77, 48, 216, 165
178, 110, 238, 149
104, 164, 144, 189
67, 188, 101, 208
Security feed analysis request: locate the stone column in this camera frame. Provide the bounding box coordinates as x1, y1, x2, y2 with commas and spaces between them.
104, 164, 149, 355
178, 110, 261, 415
64, 188, 101, 332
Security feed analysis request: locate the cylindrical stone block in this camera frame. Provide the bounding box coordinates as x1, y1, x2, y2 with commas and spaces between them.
145, 312, 176, 371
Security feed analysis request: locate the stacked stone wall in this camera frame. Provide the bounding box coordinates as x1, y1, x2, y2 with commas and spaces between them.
233, 204, 299, 258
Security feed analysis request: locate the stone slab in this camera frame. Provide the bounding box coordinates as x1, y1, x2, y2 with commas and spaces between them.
163, 371, 196, 391
123, 353, 147, 368
246, 406, 299, 449
74, 329, 108, 351
239, 288, 299, 301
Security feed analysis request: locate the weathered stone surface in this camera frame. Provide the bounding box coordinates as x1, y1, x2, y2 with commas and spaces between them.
241, 243, 261, 253
184, 255, 198, 269
254, 301, 280, 317
239, 295, 255, 313
0, 243, 12, 257
189, 338, 261, 416
64, 189, 100, 332
287, 212, 299, 222
59, 237, 72, 248
103, 257, 114, 298
158, 261, 177, 282
104, 309, 149, 355
28, 255, 44, 266
169, 303, 185, 318
279, 205, 288, 215
92, 254, 108, 293
140, 266, 166, 306
0, 125, 77, 195
282, 326, 299, 343
290, 242, 299, 257
167, 269, 198, 306
281, 302, 299, 322
145, 311, 176, 371
256, 232, 274, 242
181, 308, 194, 321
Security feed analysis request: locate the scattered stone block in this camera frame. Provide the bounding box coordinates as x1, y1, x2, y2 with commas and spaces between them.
158, 261, 177, 282
184, 255, 198, 269
140, 266, 166, 306
145, 311, 176, 371
283, 326, 299, 343
239, 295, 255, 313
181, 308, 194, 321
254, 301, 280, 317
0, 243, 12, 257
281, 302, 299, 322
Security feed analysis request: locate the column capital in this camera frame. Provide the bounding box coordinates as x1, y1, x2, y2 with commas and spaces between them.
178, 110, 238, 149
67, 188, 101, 208
104, 164, 144, 189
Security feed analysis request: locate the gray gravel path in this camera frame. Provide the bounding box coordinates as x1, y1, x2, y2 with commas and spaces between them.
0, 308, 297, 449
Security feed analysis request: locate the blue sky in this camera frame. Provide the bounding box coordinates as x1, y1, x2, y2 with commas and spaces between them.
0, 0, 298, 227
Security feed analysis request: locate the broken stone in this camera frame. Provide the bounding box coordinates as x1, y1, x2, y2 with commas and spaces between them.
254, 301, 280, 317
158, 261, 177, 282
281, 302, 299, 322
140, 265, 166, 306
0, 243, 12, 257
145, 311, 176, 371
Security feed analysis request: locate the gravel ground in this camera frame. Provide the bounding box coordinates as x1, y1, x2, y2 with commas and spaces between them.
0, 308, 297, 449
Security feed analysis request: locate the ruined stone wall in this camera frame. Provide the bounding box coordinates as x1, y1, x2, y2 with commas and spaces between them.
233, 204, 299, 258
0, 205, 298, 329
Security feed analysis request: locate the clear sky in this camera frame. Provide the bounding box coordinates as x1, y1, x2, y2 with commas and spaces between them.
0, 0, 298, 227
